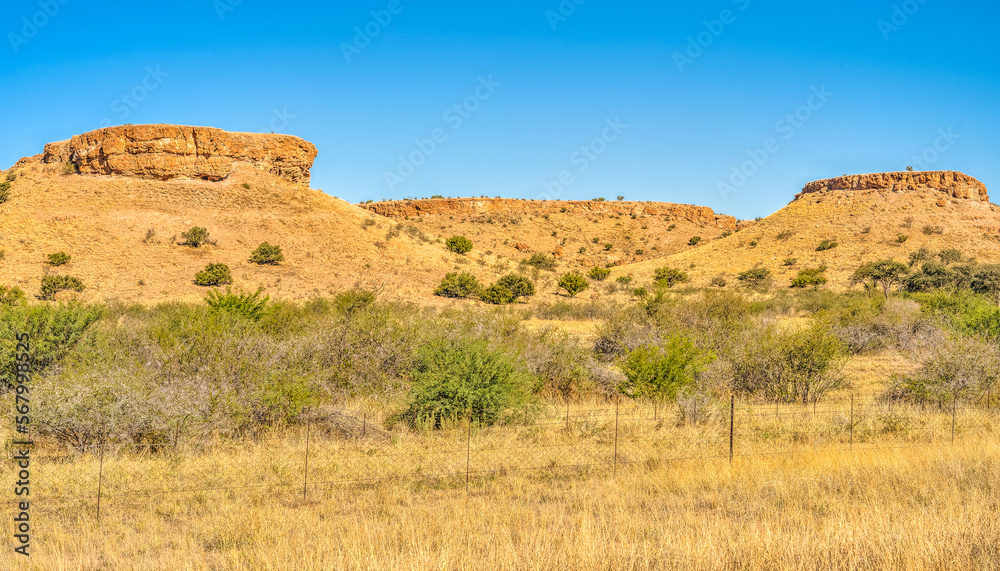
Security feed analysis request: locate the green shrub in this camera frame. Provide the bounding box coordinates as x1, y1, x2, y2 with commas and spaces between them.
250, 242, 284, 265
0, 302, 105, 389
61, 161, 78, 175
38, 276, 86, 300
890, 336, 999, 405
445, 235, 473, 254
435, 272, 481, 299
480, 284, 515, 305
922, 225, 944, 235
783, 257, 797, 266
736, 267, 772, 290
0, 286, 26, 307
496, 274, 535, 301
688, 236, 702, 246
523, 253, 556, 271
603, 243, 613, 251
790, 266, 828, 289
896, 234, 909, 244
616, 275, 634, 285
557, 272, 589, 298
0, 180, 10, 204
333, 289, 376, 316
619, 338, 715, 401
588, 267, 611, 281
938, 248, 962, 265
205, 287, 271, 321
46, 252, 71, 266
194, 263, 232, 287
181, 226, 211, 247
851, 260, 909, 295
710, 276, 727, 288
816, 239, 838, 251
392, 338, 538, 428
776, 230, 795, 240
653, 267, 689, 288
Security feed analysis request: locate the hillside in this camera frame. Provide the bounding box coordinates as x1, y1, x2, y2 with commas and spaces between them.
619, 171, 1000, 289
0, 125, 478, 303
361, 197, 743, 272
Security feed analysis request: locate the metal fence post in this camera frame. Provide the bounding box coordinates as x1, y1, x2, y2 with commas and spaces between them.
849, 393, 854, 450
303, 419, 311, 501
729, 395, 735, 464
465, 416, 472, 493
613, 401, 619, 477
96, 439, 105, 521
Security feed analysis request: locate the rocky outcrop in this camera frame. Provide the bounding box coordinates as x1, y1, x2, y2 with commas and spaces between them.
42, 125, 317, 184
798, 171, 988, 202
361, 198, 739, 229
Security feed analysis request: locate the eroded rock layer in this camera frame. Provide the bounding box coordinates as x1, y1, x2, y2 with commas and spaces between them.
798, 171, 988, 202
42, 124, 317, 183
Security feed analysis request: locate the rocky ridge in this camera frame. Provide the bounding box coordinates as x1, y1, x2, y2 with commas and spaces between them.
41, 124, 317, 184
797, 171, 989, 203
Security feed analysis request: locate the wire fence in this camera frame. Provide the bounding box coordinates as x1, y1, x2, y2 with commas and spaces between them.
4, 392, 998, 517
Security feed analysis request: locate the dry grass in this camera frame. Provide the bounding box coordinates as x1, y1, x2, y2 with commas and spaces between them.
4, 400, 998, 570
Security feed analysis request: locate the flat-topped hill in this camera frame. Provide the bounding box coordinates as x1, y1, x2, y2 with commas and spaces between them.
797, 171, 989, 203
41, 124, 318, 184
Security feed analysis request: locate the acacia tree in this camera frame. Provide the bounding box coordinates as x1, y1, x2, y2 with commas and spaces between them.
850, 260, 909, 296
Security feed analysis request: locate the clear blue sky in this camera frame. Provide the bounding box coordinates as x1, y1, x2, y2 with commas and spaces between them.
2, 0, 998, 219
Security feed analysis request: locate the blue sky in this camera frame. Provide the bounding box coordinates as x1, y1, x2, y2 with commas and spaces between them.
2, 0, 997, 219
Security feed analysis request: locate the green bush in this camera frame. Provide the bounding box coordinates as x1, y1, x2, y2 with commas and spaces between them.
653, 267, 689, 288
588, 267, 611, 281
496, 274, 535, 301
557, 272, 589, 298
0, 180, 10, 204
479, 284, 516, 305
205, 287, 271, 321
250, 242, 284, 265
47, 252, 71, 266
392, 338, 538, 428
688, 236, 702, 246
445, 235, 473, 254
736, 267, 772, 290
851, 260, 909, 296
896, 235, 909, 244
0, 302, 105, 388
0, 286, 26, 307
619, 337, 715, 401
194, 263, 233, 287
790, 266, 828, 289
783, 257, 798, 267
816, 239, 838, 251
38, 276, 85, 300
616, 275, 634, 285
333, 289, 376, 316
890, 336, 999, 405
181, 226, 211, 247
435, 272, 481, 299
523, 253, 556, 271
710, 276, 727, 288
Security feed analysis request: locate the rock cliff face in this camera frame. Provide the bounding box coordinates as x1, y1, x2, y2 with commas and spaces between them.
797, 171, 988, 203
362, 198, 739, 228
42, 125, 317, 184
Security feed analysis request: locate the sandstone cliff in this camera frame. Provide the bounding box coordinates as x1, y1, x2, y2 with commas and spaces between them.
362, 198, 739, 229
41, 125, 317, 184
797, 171, 988, 203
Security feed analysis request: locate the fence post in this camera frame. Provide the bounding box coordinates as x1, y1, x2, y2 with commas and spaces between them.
729, 395, 735, 464
613, 401, 619, 477
302, 418, 311, 501
96, 438, 105, 521
465, 416, 472, 493
849, 393, 854, 450
951, 400, 956, 445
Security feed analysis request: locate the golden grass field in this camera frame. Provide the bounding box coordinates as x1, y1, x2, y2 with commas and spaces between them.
4, 396, 998, 570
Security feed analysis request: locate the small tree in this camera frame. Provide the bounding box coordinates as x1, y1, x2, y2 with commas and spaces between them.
47, 252, 71, 266
737, 267, 772, 290
445, 235, 473, 254
522, 253, 556, 271
850, 260, 908, 296
250, 242, 284, 265
479, 284, 515, 305
0, 286, 26, 307
653, 267, 689, 288
181, 226, 211, 247
790, 266, 828, 289
38, 276, 85, 300
557, 272, 589, 298
619, 337, 715, 402
194, 263, 232, 286
496, 274, 535, 301
971, 265, 1000, 303
588, 267, 611, 281
435, 272, 481, 299
393, 338, 538, 428
205, 287, 270, 320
